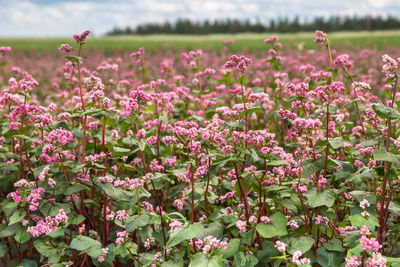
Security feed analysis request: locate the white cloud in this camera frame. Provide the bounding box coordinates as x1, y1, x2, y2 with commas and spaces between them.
0, 0, 399, 37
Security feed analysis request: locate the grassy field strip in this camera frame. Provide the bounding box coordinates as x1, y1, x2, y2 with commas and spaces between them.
1, 30, 400, 51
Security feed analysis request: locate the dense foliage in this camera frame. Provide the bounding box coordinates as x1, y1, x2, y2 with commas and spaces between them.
0, 30, 400, 266
107, 15, 400, 35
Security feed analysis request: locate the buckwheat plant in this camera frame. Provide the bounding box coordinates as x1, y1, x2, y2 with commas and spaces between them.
0, 29, 400, 267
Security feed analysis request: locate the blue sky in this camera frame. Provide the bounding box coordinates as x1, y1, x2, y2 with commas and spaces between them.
1, 0, 399, 37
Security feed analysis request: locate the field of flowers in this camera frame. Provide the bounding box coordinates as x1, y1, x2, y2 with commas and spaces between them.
0, 30, 400, 266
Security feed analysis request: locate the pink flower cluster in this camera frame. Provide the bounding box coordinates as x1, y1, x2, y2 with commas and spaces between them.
116, 231, 129, 244
27, 209, 68, 237
224, 55, 252, 73
169, 220, 183, 232
333, 54, 353, 69
191, 235, 228, 255
292, 251, 311, 266
73, 30, 90, 43
59, 44, 74, 53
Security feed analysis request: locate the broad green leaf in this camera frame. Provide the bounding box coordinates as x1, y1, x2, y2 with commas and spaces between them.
0, 242, 6, 257
233, 251, 259, 267
113, 146, 131, 156
388, 202, 400, 216
162, 260, 184, 267
20, 259, 38, 267
46, 227, 64, 238
372, 104, 400, 119
125, 214, 150, 232
9, 210, 26, 225
196, 222, 224, 239
266, 160, 290, 166
98, 183, 135, 202
67, 215, 86, 225
373, 149, 399, 163
15, 227, 32, 244
350, 191, 376, 204
188, 253, 224, 267
64, 184, 89, 195
34, 239, 57, 257
323, 238, 344, 252
301, 157, 325, 178
70, 235, 101, 251
348, 214, 379, 230
306, 188, 335, 208
316, 247, 344, 267
222, 238, 240, 259
288, 236, 314, 254
64, 56, 85, 63
86, 245, 102, 258
329, 137, 344, 149
256, 212, 288, 238
166, 223, 204, 248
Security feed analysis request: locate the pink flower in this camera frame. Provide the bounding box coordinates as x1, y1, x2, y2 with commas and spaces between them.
169, 220, 183, 232
360, 199, 370, 209
59, 44, 74, 52
314, 30, 328, 44
275, 241, 288, 252
264, 36, 278, 44
359, 235, 382, 252
333, 54, 353, 69
345, 255, 362, 267
236, 220, 247, 232
224, 55, 252, 73
73, 30, 90, 43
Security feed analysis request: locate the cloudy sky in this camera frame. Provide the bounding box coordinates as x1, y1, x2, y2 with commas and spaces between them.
1, 0, 399, 37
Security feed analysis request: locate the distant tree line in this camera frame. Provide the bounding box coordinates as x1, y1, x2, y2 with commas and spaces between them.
106, 15, 400, 35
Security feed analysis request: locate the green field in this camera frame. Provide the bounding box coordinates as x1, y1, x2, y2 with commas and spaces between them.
1, 31, 400, 52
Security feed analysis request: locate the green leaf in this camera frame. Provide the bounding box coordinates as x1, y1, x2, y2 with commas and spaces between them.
125, 214, 150, 233
166, 223, 204, 248
236, 75, 247, 85
70, 235, 101, 251
162, 260, 184, 267
323, 238, 344, 252
64, 56, 85, 63
349, 191, 376, 204
98, 183, 135, 202
196, 222, 224, 240
67, 215, 86, 225
288, 236, 314, 254
222, 238, 240, 259
256, 212, 288, 238
329, 137, 344, 149
373, 149, 400, 163
306, 188, 335, 208
113, 146, 131, 156
188, 253, 225, 267
316, 247, 344, 267
301, 157, 325, 178
232, 251, 259, 267
64, 184, 89, 195
15, 227, 32, 244
388, 202, 400, 216
266, 160, 290, 166
34, 239, 57, 257
256, 241, 280, 264
86, 244, 102, 258
46, 227, 64, 238
348, 214, 379, 230
0, 242, 7, 257
372, 104, 400, 119
9, 210, 26, 225
20, 259, 38, 267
